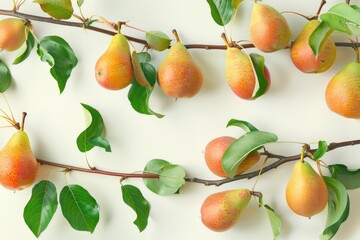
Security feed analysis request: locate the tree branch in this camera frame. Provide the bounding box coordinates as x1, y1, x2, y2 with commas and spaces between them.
36, 139, 360, 186
0, 9, 359, 50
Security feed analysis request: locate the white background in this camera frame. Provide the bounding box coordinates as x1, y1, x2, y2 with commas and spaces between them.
0, 0, 360, 239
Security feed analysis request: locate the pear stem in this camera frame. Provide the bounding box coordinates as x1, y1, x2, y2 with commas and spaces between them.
172, 29, 180, 42
315, 0, 327, 17
117, 21, 122, 34
355, 46, 360, 63
299, 145, 308, 163
221, 33, 231, 48
20, 112, 27, 131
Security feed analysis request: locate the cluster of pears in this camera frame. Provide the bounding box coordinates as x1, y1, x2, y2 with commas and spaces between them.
0, 114, 38, 190
199, 136, 258, 231
95, 28, 203, 98
0, 18, 27, 52
286, 160, 328, 217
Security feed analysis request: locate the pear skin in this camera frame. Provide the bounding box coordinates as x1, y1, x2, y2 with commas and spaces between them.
225, 47, 271, 99
0, 131, 38, 190
205, 136, 260, 177
290, 20, 336, 73
325, 62, 360, 118
250, 3, 291, 52
201, 189, 251, 232
157, 31, 203, 98
286, 161, 328, 217
0, 18, 27, 52
95, 33, 134, 90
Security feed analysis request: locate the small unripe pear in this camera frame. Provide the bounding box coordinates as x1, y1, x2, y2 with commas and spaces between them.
286, 161, 328, 217
201, 189, 251, 232
0, 18, 27, 52
0, 131, 38, 190
95, 33, 134, 90
325, 62, 360, 118
290, 20, 336, 73
249, 3, 291, 52
205, 136, 260, 177
157, 30, 203, 98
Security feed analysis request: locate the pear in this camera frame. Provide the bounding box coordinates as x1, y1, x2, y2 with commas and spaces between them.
0, 18, 27, 52
201, 189, 251, 232
223, 36, 271, 99
290, 20, 336, 73
325, 61, 360, 118
249, 3, 291, 52
286, 161, 328, 217
95, 33, 134, 90
157, 30, 203, 98
0, 116, 38, 190
205, 136, 260, 177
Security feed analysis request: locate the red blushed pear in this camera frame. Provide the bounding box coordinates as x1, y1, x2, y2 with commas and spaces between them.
0, 113, 38, 190
204, 136, 260, 177
201, 189, 251, 232
0, 18, 27, 52
286, 160, 328, 217
95, 30, 134, 90
157, 30, 203, 98
290, 20, 336, 73
249, 2, 291, 52
325, 61, 360, 118
222, 34, 271, 100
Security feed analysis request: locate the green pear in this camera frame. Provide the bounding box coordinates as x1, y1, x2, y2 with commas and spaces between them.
200, 189, 251, 232
249, 3, 291, 52
325, 62, 360, 118
157, 30, 203, 98
95, 33, 134, 90
0, 130, 38, 190
290, 20, 336, 73
0, 18, 27, 52
286, 161, 328, 217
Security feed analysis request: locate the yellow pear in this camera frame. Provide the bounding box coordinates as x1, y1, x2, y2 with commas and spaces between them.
290, 20, 336, 73
201, 189, 251, 232
95, 33, 134, 90
0, 128, 38, 190
249, 3, 291, 52
0, 18, 27, 52
286, 161, 328, 217
157, 30, 203, 98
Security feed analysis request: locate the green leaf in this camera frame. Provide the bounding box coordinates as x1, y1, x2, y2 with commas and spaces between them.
13, 31, 35, 65
206, 0, 234, 26
137, 52, 151, 63
60, 185, 99, 233
77, 0, 84, 7
264, 204, 282, 239
121, 185, 150, 232
320, 3, 360, 35
128, 62, 164, 118
132, 52, 152, 88
77, 103, 111, 152
143, 159, 186, 196
320, 177, 350, 240
145, 31, 171, 51
37, 36, 78, 93
232, 0, 244, 9
329, 164, 360, 190
312, 140, 328, 160
249, 53, 269, 99
35, 0, 74, 20
222, 131, 278, 177
0, 59, 11, 93
84, 19, 98, 27
309, 21, 334, 57
23, 180, 58, 238
226, 119, 259, 133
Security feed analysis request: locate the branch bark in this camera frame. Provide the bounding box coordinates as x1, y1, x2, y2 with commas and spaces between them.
0, 9, 359, 50
36, 139, 360, 186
